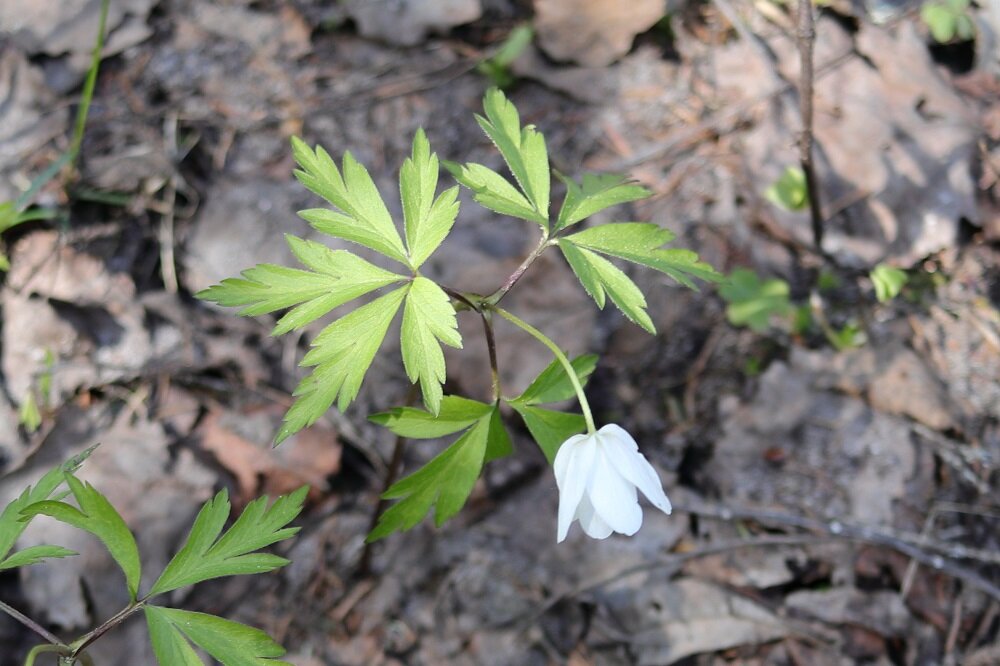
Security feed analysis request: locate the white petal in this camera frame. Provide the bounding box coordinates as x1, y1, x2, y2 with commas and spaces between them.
602, 425, 672, 515
555, 434, 598, 542
575, 494, 613, 539
587, 445, 642, 535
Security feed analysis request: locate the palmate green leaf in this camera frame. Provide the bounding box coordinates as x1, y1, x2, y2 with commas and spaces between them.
23, 473, 141, 600
367, 403, 509, 541
511, 355, 598, 406
565, 222, 722, 289
444, 161, 546, 225
370, 395, 492, 439
477, 87, 550, 224
555, 173, 650, 231
197, 235, 404, 336
146, 606, 290, 666
400, 129, 460, 269
277, 286, 407, 444
0, 449, 94, 571
718, 268, 794, 332
150, 486, 306, 596
870, 263, 908, 303
511, 405, 585, 464
559, 240, 655, 333
291, 137, 408, 265
401, 277, 463, 415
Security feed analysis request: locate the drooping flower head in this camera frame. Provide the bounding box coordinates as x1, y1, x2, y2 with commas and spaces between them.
553, 424, 672, 542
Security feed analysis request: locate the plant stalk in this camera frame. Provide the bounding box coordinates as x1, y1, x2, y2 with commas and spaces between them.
0, 600, 64, 646
796, 0, 824, 252
486, 235, 551, 305
492, 307, 596, 434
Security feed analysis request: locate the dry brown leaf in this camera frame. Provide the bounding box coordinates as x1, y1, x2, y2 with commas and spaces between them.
534, 0, 666, 67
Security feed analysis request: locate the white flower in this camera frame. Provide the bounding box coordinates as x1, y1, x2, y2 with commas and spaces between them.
553, 424, 672, 542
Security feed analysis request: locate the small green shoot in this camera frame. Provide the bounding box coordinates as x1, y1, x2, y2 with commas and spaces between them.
765, 166, 808, 212
921, 0, 975, 43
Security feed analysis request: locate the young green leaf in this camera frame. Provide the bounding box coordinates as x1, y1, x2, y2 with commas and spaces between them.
146, 606, 290, 666
0, 450, 93, 571
564, 222, 722, 289
510, 355, 598, 406
870, 264, 908, 303
277, 286, 408, 444
197, 235, 404, 336
22, 473, 141, 600
150, 486, 306, 596
476, 24, 534, 88
477, 87, 550, 223
444, 161, 547, 225
718, 268, 794, 332
291, 137, 408, 264
510, 405, 585, 464
558, 240, 655, 332
370, 395, 492, 439
401, 277, 463, 415
18, 392, 41, 433
367, 404, 508, 541
765, 166, 808, 212
400, 129, 460, 268
555, 173, 650, 231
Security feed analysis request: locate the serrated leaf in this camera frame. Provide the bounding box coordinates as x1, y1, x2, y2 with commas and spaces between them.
367, 406, 505, 541
370, 395, 492, 439
566, 222, 722, 289
870, 264, 908, 303
146, 606, 290, 666
197, 236, 403, 336
23, 474, 141, 600
555, 173, 650, 231
559, 240, 655, 332
0, 451, 92, 568
401, 277, 463, 415
400, 129, 460, 268
0, 545, 76, 571
476, 87, 549, 223
512, 355, 598, 406
277, 286, 407, 444
484, 406, 513, 462
511, 404, 586, 464
444, 161, 546, 225
765, 166, 808, 212
150, 486, 306, 596
290, 137, 408, 264
718, 268, 794, 332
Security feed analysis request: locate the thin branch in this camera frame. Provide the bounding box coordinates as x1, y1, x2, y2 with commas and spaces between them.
486, 235, 551, 306
796, 0, 825, 251
481, 310, 501, 401
0, 599, 64, 646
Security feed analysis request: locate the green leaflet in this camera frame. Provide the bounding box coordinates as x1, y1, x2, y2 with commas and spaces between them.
718, 268, 794, 332
197, 235, 403, 336
510, 405, 585, 465
146, 606, 291, 666
0, 447, 93, 570
367, 403, 509, 541
507, 355, 596, 463
511, 355, 598, 406
555, 173, 650, 231
559, 240, 655, 333
764, 166, 808, 212
444, 161, 546, 225
291, 137, 408, 264
401, 277, 463, 415
564, 222, 722, 290
150, 487, 306, 596
23, 473, 141, 600
870, 264, 908, 303
0, 545, 76, 571
277, 286, 408, 444
370, 395, 493, 439
477, 87, 550, 224
400, 129, 460, 268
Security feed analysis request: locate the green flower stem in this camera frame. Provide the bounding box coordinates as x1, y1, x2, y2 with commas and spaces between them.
492, 306, 596, 434
25, 644, 66, 666
70, 0, 110, 160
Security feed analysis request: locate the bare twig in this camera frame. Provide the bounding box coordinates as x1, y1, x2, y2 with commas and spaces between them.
796, 0, 825, 251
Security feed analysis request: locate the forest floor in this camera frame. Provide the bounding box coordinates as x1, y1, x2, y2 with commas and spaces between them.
0, 0, 998, 664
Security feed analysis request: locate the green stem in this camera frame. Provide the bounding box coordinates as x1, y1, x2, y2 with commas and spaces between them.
69, 0, 110, 160
492, 307, 596, 434
25, 644, 68, 666
67, 600, 145, 658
